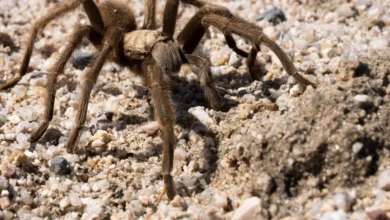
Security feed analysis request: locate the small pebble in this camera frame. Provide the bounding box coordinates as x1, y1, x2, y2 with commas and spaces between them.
0, 176, 8, 191
39, 128, 63, 145
21, 191, 33, 206
174, 148, 189, 162
169, 195, 187, 209
0, 114, 6, 127
257, 7, 287, 24
50, 157, 71, 175
72, 51, 93, 70
320, 210, 347, 220
333, 192, 352, 211
0, 32, 16, 51
0, 162, 16, 178
18, 106, 39, 121
140, 121, 160, 135
369, 37, 389, 51
228, 52, 243, 68
188, 107, 215, 125
290, 84, 304, 97
69, 192, 82, 207
215, 193, 228, 209
59, 197, 71, 208
233, 197, 267, 220
0, 197, 11, 210
378, 170, 390, 191
366, 210, 390, 220
1, 190, 9, 197
188, 160, 199, 172
8, 115, 21, 124
354, 94, 373, 107
336, 4, 354, 18
352, 142, 363, 154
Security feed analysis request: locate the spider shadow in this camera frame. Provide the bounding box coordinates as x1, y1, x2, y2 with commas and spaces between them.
169, 74, 237, 195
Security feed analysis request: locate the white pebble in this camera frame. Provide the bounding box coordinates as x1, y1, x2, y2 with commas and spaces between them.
18, 106, 39, 121
81, 184, 91, 193
140, 121, 160, 135
8, 115, 21, 124
59, 197, 71, 208
290, 84, 304, 97
16, 133, 29, 146
233, 197, 267, 220
354, 94, 373, 107
215, 193, 228, 209
378, 170, 390, 191
333, 192, 351, 211
69, 192, 82, 207
352, 142, 363, 154
188, 107, 215, 125
320, 210, 347, 220
174, 148, 189, 162
369, 37, 388, 51
336, 4, 354, 18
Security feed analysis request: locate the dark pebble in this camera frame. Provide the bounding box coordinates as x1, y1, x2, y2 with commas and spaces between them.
72, 51, 93, 70
39, 128, 63, 146
257, 7, 287, 25
0, 32, 17, 52
50, 157, 71, 175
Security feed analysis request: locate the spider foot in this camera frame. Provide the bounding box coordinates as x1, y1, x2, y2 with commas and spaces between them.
205, 85, 226, 110
65, 128, 82, 153
0, 75, 21, 90
29, 122, 50, 142
163, 174, 177, 201
292, 72, 317, 89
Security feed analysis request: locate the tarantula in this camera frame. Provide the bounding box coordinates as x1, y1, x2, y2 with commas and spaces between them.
0, 0, 316, 200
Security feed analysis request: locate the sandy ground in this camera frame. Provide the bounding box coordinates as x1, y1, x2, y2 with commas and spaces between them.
0, 0, 390, 219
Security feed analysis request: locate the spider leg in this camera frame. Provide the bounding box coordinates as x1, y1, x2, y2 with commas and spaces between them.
202, 14, 317, 88
82, 0, 105, 33
183, 54, 223, 110
29, 25, 102, 143
163, 0, 180, 38
246, 45, 263, 81
162, 0, 206, 38
176, 5, 317, 88
0, 0, 91, 90
224, 34, 249, 58
143, 59, 177, 200
65, 29, 120, 153
143, 0, 156, 29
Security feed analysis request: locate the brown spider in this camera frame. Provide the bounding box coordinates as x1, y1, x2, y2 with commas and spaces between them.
0, 0, 316, 200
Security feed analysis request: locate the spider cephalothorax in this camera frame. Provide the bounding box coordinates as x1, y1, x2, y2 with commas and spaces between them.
0, 0, 316, 201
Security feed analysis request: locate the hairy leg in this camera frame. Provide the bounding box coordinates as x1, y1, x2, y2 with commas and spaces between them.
65, 29, 119, 153
0, 0, 89, 90
29, 25, 101, 143
177, 4, 316, 88
224, 34, 248, 57
246, 45, 262, 81
143, 0, 156, 29
143, 59, 177, 200
183, 54, 223, 109
176, 4, 233, 53
162, 0, 206, 38
82, 0, 105, 33
201, 14, 317, 88
163, 0, 180, 38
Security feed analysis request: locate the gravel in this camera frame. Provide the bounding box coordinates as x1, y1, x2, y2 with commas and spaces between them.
0, 0, 390, 219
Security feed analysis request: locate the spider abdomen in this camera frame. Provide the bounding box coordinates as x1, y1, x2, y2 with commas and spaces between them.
123, 30, 169, 60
